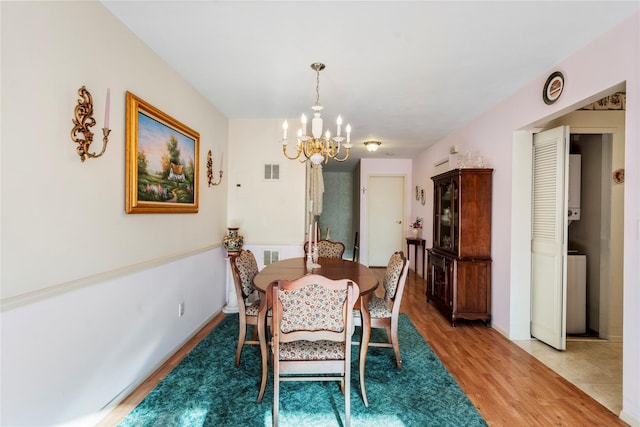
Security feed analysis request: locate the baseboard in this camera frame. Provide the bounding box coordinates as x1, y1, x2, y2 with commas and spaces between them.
620, 410, 640, 427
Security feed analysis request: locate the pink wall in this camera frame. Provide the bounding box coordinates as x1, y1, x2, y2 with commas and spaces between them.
413, 13, 639, 423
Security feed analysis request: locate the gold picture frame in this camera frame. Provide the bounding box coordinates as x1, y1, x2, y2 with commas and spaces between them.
125, 91, 199, 214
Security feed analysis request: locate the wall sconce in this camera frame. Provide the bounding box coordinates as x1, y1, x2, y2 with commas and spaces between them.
207, 150, 224, 186
71, 86, 110, 162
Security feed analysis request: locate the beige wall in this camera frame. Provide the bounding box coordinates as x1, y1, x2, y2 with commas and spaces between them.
227, 119, 306, 245
1, 1, 229, 301
1, 3, 229, 425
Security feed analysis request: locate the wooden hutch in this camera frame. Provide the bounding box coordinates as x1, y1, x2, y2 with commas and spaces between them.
427, 168, 493, 326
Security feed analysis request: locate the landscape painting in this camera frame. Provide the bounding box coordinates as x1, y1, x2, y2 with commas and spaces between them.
125, 92, 199, 213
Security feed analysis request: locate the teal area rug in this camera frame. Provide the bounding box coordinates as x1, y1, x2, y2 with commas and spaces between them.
118, 314, 487, 426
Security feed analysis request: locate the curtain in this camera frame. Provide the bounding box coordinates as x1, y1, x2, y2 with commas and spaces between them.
310, 163, 324, 217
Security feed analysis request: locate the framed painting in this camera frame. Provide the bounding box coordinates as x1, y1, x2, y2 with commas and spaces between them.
125, 91, 199, 214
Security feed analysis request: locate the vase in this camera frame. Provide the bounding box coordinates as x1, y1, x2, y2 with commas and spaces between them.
411, 228, 419, 238
223, 227, 244, 255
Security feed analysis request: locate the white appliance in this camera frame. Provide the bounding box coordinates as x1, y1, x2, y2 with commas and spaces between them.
566, 253, 587, 334
568, 154, 581, 221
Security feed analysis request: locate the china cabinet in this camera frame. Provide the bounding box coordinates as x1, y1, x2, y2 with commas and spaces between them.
427, 168, 492, 326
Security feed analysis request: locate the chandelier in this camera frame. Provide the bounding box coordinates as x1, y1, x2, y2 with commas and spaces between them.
281, 63, 352, 165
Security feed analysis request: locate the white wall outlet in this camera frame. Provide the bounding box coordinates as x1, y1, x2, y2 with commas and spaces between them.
178, 302, 185, 317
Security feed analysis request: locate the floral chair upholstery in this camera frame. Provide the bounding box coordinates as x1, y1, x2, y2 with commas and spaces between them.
354, 251, 409, 368
230, 249, 270, 366
269, 275, 359, 427
303, 239, 346, 259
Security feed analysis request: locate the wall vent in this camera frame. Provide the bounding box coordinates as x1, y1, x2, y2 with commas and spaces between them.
264, 163, 280, 181
263, 250, 280, 266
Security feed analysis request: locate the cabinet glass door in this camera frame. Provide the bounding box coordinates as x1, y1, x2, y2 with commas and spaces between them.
436, 180, 453, 249
451, 179, 458, 253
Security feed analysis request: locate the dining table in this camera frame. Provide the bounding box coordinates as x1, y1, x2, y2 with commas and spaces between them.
252, 256, 379, 407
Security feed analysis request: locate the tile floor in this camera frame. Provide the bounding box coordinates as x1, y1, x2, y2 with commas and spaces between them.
514, 337, 623, 415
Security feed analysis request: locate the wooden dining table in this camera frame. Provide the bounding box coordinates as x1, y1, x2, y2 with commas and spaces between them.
253, 256, 379, 407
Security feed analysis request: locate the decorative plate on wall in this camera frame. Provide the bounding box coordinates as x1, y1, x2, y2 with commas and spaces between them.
543, 71, 565, 105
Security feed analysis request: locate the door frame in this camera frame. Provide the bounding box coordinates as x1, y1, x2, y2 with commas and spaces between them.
510, 126, 619, 341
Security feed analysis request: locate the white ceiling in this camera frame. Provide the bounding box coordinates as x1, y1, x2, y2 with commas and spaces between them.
101, 1, 638, 172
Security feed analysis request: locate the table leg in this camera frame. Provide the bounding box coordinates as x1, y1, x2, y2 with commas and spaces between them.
421, 242, 425, 278
359, 294, 371, 407
256, 290, 268, 404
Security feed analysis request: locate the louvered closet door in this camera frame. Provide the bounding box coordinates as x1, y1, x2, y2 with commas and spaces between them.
531, 126, 569, 351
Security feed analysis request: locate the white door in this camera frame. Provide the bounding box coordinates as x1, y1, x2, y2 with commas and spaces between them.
531, 126, 570, 350
368, 175, 405, 266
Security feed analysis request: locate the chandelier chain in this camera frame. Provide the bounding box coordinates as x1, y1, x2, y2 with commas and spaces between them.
315, 68, 321, 107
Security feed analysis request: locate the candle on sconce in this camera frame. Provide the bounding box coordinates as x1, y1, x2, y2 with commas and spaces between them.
314, 221, 318, 246
336, 115, 342, 137
104, 88, 110, 129
346, 124, 351, 143
282, 120, 288, 140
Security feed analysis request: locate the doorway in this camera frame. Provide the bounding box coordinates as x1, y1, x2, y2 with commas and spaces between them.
523, 97, 625, 414
316, 170, 356, 258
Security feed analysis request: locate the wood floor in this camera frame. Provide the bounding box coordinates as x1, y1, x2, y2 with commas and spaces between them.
99, 267, 627, 426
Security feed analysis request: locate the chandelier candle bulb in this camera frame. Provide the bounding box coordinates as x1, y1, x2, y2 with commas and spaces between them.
346, 124, 351, 143
282, 120, 288, 140
336, 115, 342, 136
301, 114, 307, 135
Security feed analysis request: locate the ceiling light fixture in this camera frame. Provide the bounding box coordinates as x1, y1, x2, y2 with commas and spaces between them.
281, 63, 352, 165
364, 141, 381, 152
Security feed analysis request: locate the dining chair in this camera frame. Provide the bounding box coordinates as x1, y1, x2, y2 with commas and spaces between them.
269, 274, 359, 427
303, 239, 346, 258
230, 249, 270, 366
354, 251, 409, 368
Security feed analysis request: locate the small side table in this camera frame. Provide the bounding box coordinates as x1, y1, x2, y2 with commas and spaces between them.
405, 237, 426, 278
